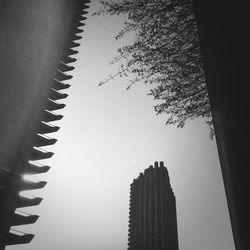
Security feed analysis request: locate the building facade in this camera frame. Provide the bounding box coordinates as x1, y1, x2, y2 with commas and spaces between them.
128, 161, 178, 250
0, 1, 89, 248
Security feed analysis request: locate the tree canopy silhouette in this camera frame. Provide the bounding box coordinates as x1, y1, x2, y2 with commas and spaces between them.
94, 0, 213, 137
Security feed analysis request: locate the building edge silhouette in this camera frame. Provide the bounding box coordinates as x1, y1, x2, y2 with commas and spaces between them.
0, 1, 90, 248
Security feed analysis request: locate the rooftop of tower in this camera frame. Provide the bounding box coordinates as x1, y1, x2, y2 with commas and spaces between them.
132, 161, 170, 183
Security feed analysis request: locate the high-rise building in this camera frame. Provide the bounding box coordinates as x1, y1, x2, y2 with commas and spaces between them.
128, 161, 178, 250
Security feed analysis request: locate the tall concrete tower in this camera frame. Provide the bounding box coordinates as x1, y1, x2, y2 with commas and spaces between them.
128, 161, 178, 250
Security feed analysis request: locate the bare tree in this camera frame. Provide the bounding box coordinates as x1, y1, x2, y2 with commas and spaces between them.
94, 0, 213, 137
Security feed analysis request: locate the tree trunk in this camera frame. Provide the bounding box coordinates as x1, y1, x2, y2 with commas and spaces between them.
193, 1, 250, 250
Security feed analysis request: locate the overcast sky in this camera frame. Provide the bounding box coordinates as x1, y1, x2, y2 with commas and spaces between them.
8, 1, 234, 250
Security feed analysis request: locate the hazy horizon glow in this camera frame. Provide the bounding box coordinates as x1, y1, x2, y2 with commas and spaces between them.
7, 1, 234, 250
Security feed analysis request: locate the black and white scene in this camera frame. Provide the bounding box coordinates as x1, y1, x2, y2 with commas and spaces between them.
0, 1, 249, 250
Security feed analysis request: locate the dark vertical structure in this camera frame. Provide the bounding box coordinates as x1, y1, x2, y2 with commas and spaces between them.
0, 1, 90, 248
128, 161, 178, 250
192, 1, 250, 249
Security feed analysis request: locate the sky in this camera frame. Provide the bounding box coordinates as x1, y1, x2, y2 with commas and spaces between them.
8, 1, 234, 250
